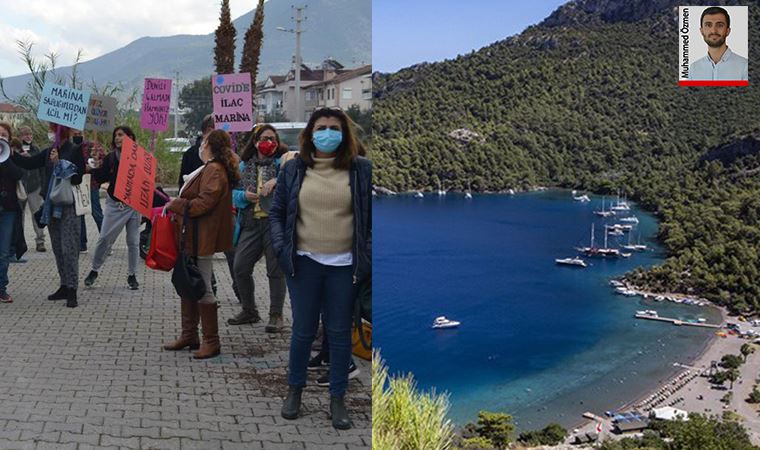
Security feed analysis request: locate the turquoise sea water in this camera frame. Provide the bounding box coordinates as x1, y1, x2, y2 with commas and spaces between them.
374, 191, 719, 429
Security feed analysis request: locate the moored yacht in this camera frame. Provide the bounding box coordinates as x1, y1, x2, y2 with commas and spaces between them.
555, 257, 588, 268
432, 316, 461, 329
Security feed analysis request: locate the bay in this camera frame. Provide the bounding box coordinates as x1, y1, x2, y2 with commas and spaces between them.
374, 191, 719, 429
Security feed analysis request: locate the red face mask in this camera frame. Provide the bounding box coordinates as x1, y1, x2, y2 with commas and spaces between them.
257, 140, 278, 157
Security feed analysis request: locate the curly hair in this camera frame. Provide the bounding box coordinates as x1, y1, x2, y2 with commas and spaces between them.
205, 129, 241, 186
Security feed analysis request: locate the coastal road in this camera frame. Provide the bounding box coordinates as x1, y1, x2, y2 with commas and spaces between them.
3, 208, 371, 449
732, 345, 760, 444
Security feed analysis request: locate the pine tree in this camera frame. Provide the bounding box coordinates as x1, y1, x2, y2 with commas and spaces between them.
240, 0, 266, 92
214, 0, 236, 74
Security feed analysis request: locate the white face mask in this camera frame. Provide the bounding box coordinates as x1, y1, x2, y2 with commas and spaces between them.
47, 132, 56, 142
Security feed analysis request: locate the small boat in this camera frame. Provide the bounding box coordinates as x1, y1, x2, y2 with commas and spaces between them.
555, 257, 588, 268
607, 228, 625, 237
414, 191, 424, 198
622, 232, 648, 251
610, 280, 624, 287
508, 189, 516, 195
611, 190, 631, 211
621, 216, 639, 224
574, 194, 591, 202
636, 310, 658, 317
437, 179, 446, 196
464, 192, 472, 199
432, 316, 460, 329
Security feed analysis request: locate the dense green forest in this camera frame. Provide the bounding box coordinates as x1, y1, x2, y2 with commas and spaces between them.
371, 0, 760, 312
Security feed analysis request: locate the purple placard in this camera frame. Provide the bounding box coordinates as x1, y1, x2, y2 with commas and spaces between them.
212, 73, 253, 133
140, 78, 172, 131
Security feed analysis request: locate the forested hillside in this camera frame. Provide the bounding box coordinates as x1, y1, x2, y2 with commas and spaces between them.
371, 0, 760, 311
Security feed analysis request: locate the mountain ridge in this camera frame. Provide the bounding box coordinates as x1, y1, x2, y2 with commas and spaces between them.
1, 0, 370, 101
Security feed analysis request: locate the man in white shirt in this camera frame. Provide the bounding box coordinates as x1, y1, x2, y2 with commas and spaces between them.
689, 7, 748, 81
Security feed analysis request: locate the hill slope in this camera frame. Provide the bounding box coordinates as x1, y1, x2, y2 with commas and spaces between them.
372, 0, 760, 311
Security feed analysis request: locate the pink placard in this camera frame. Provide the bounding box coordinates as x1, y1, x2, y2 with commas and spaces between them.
140, 78, 172, 131
212, 73, 253, 133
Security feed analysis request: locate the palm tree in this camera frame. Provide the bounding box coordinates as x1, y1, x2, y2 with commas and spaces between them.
741, 343, 755, 362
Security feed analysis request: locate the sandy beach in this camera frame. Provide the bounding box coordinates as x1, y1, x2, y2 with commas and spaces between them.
569, 305, 760, 446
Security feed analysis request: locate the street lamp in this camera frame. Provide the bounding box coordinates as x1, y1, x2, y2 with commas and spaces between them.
277, 6, 306, 122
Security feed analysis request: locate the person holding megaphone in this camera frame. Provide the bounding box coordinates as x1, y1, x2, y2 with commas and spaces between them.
12, 122, 85, 307
0, 122, 24, 303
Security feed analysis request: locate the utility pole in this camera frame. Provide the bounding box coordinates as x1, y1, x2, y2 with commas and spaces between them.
277, 5, 306, 122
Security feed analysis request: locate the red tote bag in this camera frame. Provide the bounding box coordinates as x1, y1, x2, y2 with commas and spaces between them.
145, 208, 178, 271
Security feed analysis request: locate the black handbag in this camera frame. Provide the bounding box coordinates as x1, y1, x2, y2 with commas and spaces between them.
171, 204, 206, 301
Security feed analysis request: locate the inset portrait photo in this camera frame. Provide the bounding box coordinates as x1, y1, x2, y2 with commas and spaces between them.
678, 6, 748, 86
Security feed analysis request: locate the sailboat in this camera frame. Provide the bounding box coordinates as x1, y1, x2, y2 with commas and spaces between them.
593, 196, 616, 217
610, 190, 631, 212
437, 179, 446, 196
622, 231, 648, 251
577, 223, 625, 258
465, 181, 473, 199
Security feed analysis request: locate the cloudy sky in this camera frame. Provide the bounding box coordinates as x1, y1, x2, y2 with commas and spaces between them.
0, 0, 259, 78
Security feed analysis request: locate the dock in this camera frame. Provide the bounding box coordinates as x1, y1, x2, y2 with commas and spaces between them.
635, 314, 721, 328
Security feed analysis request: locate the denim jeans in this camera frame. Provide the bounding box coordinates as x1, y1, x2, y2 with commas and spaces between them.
286, 255, 356, 397
0, 211, 19, 295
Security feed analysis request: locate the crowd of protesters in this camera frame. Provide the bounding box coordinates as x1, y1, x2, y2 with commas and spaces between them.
0, 108, 371, 429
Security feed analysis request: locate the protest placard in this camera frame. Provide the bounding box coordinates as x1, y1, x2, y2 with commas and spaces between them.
140, 78, 172, 131
85, 95, 117, 132
114, 136, 157, 218
212, 73, 253, 132
36, 82, 91, 130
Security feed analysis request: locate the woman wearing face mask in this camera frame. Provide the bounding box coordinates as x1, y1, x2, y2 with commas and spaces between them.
83, 126, 141, 291
269, 108, 372, 429
11, 122, 85, 307
164, 130, 240, 359
227, 124, 287, 331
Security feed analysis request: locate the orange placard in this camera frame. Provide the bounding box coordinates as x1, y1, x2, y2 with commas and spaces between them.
114, 136, 157, 218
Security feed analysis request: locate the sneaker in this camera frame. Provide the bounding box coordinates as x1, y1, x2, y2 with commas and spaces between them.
84, 270, 98, 287
316, 361, 360, 387
127, 275, 139, 290
80, 247, 88, 254
307, 353, 330, 371
36, 243, 46, 252
0, 292, 12, 303
227, 310, 261, 325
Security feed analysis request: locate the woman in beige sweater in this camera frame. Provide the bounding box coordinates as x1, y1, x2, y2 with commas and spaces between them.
270, 108, 372, 429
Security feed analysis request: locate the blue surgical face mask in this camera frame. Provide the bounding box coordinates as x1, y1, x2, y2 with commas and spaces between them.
312, 129, 342, 153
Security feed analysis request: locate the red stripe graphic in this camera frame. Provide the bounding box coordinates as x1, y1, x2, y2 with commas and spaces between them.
678, 80, 749, 87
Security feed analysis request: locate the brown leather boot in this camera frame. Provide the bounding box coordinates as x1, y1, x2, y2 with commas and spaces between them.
194, 303, 220, 359
163, 299, 200, 351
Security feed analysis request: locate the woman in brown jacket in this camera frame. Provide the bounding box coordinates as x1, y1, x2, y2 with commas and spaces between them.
163, 130, 240, 359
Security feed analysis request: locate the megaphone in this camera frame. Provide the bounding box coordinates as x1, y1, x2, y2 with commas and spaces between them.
0, 137, 9, 163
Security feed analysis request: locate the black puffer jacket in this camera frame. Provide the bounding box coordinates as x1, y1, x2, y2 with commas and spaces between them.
269, 155, 372, 284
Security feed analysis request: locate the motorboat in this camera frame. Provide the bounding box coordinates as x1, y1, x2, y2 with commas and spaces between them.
414, 191, 424, 198
432, 316, 460, 329
636, 310, 658, 317
574, 194, 591, 202
555, 257, 588, 268
465, 191, 473, 199
621, 216, 639, 224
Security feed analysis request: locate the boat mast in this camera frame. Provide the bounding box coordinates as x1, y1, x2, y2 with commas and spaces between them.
591, 223, 595, 248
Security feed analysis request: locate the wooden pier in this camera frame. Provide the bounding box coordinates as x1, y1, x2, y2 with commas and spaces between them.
634, 314, 721, 328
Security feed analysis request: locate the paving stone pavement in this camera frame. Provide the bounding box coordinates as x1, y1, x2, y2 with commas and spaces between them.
3, 208, 371, 449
